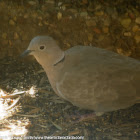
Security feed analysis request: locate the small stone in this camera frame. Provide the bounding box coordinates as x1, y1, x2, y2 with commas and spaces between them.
2, 40, 8, 45
8, 40, 12, 46
123, 32, 131, 37
2, 33, 7, 39
38, 22, 43, 26
44, 21, 49, 25
86, 20, 96, 27
38, 16, 43, 20
16, 26, 21, 32
64, 41, 71, 48
61, 5, 66, 11
120, 18, 131, 28
68, 16, 72, 19
106, 7, 118, 19
24, 14, 29, 19
22, 34, 28, 41
88, 33, 93, 42
57, 12, 62, 20
117, 132, 123, 137
128, 12, 135, 20
32, 12, 38, 18
58, 2, 63, 6
14, 32, 19, 40
94, 4, 101, 11
94, 11, 104, 16
45, 0, 55, 4
9, 19, 15, 25
98, 35, 104, 41
18, 13, 23, 17
67, 9, 78, 14
116, 48, 132, 56
132, 25, 139, 32
93, 28, 101, 34
84, 41, 88, 46
103, 18, 110, 26
82, 0, 88, 4
28, 0, 37, 6
80, 12, 88, 17
13, 16, 17, 21
134, 35, 140, 43
102, 27, 109, 33
135, 17, 140, 24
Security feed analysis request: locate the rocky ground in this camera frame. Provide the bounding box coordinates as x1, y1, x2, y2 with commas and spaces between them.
0, 0, 140, 140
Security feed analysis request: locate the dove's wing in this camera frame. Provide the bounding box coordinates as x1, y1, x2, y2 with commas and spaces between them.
56, 46, 140, 113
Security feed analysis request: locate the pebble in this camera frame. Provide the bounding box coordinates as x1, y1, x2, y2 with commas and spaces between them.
32, 12, 38, 18
98, 35, 104, 41
8, 40, 12, 46
16, 26, 21, 32
123, 32, 131, 37
94, 11, 104, 16
128, 12, 135, 20
58, 2, 63, 6
132, 25, 139, 32
88, 33, 93, 42
134, 35, 140, 43
67, 9, 78, 14
28, 0, 37, 6
14, 32, 19, 40
86, 20, 96, 27
43, 21, 49, 25
22, 34, 28, 41
57, 12, 62, 20
103, 18, 110, 26
106, 7, 118, 19
2, 40, 8, 45
38, 16, 43, 20
116, 48, 132, 56
13, 16, 17, 21
82, 0, 88, 5
135, 17, 140, 24
9, 19, 15, 25
93, 28, 101, 34
120, 18, 131, 28
45, 0, 55, 4
2, 33, 7, 39
61, 5, 66, 11
102, 27, 109, 34
24, 14, 29, 19
38, 22, 43, 26
80, 12, 88, 17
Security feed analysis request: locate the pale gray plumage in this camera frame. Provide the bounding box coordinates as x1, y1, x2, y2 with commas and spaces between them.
22, 36, 140, 116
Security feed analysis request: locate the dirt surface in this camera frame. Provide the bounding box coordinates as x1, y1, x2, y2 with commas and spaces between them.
0, 0, 140, 140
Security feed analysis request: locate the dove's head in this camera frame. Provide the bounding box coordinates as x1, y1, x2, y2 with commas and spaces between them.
21, 36, 64, 66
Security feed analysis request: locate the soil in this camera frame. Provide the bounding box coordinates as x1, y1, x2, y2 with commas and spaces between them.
0, 0, 140, 140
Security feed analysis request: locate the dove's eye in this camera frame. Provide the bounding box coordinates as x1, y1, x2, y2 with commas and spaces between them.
39, 46, 45, 50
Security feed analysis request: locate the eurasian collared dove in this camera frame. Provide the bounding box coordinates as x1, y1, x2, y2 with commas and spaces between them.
21, 36, 140, 116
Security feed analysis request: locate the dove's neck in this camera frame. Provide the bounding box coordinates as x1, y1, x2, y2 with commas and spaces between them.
52, 49, 65, 66
35, 46, 65, 70
34, 47, 64, 94
47, 47, 65, 67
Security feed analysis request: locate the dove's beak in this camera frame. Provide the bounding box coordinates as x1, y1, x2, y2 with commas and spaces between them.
20, 50, 33, 57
